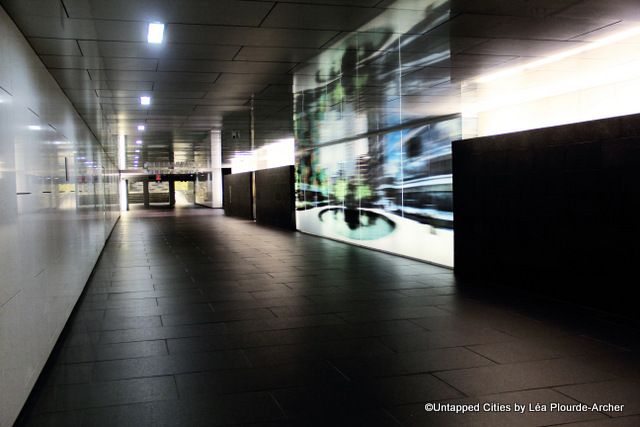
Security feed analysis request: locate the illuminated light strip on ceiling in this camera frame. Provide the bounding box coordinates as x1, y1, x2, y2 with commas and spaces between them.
475, 25, 640, 84
464, 57, 640, 116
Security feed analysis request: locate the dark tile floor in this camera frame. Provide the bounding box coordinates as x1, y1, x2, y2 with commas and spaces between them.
15, 207, 640, 426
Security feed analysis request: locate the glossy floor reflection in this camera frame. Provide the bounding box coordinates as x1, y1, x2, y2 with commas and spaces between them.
16, 207, 640, 427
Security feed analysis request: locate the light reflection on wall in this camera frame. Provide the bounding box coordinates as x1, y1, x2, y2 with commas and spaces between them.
231, 138, 295, 174
462, 25, 640, 137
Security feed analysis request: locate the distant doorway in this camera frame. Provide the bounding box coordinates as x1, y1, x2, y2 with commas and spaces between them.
174, 181, 195, 207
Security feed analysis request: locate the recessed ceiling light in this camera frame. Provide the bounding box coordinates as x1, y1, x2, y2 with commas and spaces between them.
140, 96, 151, 105
135, 149, 140, 153
138, 125, 146, 131
28, 125, 41, 131
147, 23, 165, 44
136, 140, 143, 145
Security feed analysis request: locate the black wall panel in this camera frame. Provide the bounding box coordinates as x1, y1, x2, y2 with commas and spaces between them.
255, 166, 295, 230
453, 113, 640, 318
223, 172, 253, 220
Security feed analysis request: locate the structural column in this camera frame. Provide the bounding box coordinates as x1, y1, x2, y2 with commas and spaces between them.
211, 130, 223, 208
143, 180, 150, 207
169, 180, 176, 206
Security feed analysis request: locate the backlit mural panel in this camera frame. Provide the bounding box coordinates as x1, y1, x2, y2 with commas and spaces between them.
293, 0, 459, 266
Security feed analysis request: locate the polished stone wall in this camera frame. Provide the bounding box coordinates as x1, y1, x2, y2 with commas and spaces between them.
0, 7, 119, 426
453, 113, 640, 317
255, 166, 295, 230
223, 172, 253, 220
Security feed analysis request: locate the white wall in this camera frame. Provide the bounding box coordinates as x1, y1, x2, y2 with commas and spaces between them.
0, 7, 119, 427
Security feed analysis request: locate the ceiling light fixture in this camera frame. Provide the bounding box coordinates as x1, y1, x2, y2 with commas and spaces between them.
138, 125, 146, 131
147, 23, 165, 44
136, 140, 143, 145
140, 96, 151, 105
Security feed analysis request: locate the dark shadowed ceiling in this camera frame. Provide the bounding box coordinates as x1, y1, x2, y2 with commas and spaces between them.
1, 0, 638, 168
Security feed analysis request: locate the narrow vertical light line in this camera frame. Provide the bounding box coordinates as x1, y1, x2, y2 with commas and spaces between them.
356, 33, 360, 115
250, 95, 255, 153
398, 36, 404, 217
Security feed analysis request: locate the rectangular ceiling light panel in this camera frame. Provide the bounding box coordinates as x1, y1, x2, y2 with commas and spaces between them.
148, 23, 165, 44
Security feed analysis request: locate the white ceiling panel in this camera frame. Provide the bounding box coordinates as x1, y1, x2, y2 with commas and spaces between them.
448, 0, 582, 18
234, 46, 325, 63
29, 38, 82, 56
168, 25, 338, 48
63, 0, 275, 26
152, 81, 214, 92
40, 55, 105, 69
261, 3, 382, 31
157, 59, 296, 74
464, 38, 588, 57
78, 40, 240, 60
1, 0, 66, 18
11, 16, 145, 40
88, 70, 220, 83
556, 0, 640, 21
429, 13, 620, 41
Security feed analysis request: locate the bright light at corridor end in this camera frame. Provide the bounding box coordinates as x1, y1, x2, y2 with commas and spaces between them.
140, 96, 151, 106
147, 23, 165, 44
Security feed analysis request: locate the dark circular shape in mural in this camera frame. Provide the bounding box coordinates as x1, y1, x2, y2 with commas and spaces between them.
318, 207, 395, 240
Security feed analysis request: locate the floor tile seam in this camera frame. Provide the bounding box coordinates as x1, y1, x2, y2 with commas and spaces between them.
461, 345, 507, 365
33, 394, 181, 417
550, 376, 640, 389
390, 357, 546, 377
26, 400, 158, 418
103, 293, 202, 301
260, 381, 444, 419
425, 355, 625, 373
187, 381, 353, 399
155, 321, 345, 341
462, 344, 629, 366
267, 391, 290, 421
105, 265, 152, 271
58, 349, 171, 366
356, 369, 484, 384
428, 376, 625, 400
544, 414, 640, 426
550, 387, 617, 420
164, 333, 399, 354
77, 306, 112, 314
334, 314, 454, 325
78, 323, 166, 334
160, 316, 283, 328
574, 333, 635, 353
35, 372, 179, 394
85, 371, 193, 387
89, 360, 281, 384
